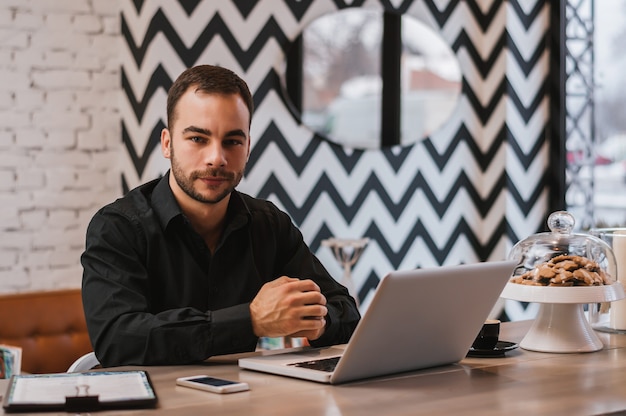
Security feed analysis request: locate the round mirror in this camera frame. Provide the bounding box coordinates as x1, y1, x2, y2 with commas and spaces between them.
285, 8, 462, 149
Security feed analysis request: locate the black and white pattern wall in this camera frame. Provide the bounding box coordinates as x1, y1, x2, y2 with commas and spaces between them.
120, 0, 549, 320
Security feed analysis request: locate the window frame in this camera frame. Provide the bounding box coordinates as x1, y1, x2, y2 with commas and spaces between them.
285, 10, 404, 148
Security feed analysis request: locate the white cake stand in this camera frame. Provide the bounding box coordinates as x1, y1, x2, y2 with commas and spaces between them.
501, 282, 625, 353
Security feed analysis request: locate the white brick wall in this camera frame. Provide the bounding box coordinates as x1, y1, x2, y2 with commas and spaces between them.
0, 0, 122, 293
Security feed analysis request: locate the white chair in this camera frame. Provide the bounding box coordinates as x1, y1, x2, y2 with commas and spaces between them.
67, 352, 100, 373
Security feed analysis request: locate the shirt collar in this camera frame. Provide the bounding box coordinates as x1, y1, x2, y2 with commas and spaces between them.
151, 172, 183, 231
151, 170, 251, 232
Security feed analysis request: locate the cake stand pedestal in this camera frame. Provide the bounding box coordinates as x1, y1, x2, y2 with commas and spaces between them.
501, 283, 625, 353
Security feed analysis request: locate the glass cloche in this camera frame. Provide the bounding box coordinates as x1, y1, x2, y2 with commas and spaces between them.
501, 211, 625, 353
508, 211, 616, 287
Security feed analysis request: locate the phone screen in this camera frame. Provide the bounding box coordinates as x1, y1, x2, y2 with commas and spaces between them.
190, 377, 239, 386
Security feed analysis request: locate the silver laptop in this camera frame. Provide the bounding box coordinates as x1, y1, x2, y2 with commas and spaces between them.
239, 260, 516, 384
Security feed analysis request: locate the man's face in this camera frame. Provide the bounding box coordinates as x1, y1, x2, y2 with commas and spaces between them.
161, 88, 251, 206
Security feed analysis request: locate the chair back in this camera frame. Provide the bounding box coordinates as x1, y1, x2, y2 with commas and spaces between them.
0, 289, 92, 374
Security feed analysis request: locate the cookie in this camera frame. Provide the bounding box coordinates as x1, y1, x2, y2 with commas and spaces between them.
511, 255, 611, 286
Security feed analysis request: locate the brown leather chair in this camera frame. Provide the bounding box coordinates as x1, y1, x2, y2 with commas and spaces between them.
0, 289, 93, 374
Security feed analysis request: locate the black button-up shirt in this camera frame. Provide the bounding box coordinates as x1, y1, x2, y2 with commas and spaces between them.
81, 173, 360, 366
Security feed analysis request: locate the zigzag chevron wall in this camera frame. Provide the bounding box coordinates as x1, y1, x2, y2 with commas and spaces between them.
120, 0, 550, 319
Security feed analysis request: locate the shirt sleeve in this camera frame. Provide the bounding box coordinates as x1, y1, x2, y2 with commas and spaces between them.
81, 207, 259, 367
260, 204, 361, 347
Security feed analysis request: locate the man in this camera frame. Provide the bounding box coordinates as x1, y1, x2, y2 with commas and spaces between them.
81, 65, 360, 366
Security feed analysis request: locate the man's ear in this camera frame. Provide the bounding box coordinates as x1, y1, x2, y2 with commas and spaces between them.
161, 128, 171, 159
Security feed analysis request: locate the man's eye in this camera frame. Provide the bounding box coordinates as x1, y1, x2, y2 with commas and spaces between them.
190, 136, 204, 143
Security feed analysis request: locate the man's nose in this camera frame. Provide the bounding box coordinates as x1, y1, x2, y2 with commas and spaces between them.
204, 143, 226, 166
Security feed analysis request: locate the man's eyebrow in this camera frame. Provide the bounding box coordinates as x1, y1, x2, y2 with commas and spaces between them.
181, 126, 247, 138
182, 125, 211, 136
225, 129, 247, 138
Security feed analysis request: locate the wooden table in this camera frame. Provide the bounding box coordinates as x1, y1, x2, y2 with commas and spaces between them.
2, 320, 626, 415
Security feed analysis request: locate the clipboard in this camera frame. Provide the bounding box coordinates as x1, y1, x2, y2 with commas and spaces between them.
3, 370, 158, 413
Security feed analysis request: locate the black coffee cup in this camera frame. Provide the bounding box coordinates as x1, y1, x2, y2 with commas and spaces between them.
471, 319, 500, 350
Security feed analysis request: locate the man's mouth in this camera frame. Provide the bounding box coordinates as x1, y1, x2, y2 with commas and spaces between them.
199, 176, 227, 185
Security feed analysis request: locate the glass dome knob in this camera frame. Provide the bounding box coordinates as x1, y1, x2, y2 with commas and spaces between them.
547, 211, 575, 235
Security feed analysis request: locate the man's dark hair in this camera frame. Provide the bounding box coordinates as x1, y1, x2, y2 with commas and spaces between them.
166, 65, 254, 129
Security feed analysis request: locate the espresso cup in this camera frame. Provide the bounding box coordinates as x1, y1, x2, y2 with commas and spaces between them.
471, 319, 500, 350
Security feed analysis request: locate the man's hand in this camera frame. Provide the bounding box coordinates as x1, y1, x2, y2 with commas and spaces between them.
250, 276, 328, 341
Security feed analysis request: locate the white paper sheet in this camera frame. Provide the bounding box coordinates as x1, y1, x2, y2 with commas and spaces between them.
7, 371, 155, 405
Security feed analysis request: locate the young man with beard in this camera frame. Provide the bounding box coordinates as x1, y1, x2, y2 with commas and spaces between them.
81, 65, 360, 366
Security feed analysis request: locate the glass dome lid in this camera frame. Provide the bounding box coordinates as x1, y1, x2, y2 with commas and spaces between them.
508, 211, 616, 286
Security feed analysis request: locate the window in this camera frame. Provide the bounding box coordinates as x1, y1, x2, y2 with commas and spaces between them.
285, 9, 461, 149
565, 0, 626, 228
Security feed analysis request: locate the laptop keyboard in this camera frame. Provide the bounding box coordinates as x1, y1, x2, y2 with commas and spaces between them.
287, 356, 341, 372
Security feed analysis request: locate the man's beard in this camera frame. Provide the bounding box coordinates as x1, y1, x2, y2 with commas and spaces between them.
170, 145, 243, 204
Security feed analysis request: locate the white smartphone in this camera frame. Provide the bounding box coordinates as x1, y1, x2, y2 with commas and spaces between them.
176, 375, 250, 394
